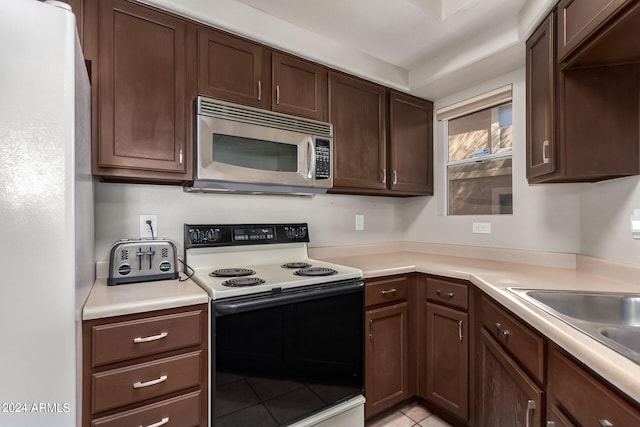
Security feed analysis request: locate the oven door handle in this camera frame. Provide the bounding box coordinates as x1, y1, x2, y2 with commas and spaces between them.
215, 281, 364, 315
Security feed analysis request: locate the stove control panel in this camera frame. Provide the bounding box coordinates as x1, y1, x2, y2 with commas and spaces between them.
185, 223, 310, 248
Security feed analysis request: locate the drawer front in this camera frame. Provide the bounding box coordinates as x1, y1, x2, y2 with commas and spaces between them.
365, 276, 408, 308
92, 351, 202, 414
92, 310, 203, 367
549, 348, 640, 426
480, 296, 545, 383
426, 277, 468, 310
91, 390, 202, 427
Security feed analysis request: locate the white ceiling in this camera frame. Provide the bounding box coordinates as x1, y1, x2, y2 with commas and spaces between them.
235, 0, 525, 69
149, 0, 557, 99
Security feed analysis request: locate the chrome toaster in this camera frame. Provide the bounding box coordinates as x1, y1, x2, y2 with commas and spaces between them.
107, 238, 179, 285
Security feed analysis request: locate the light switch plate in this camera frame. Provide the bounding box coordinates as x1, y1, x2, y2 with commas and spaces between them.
355, 214, 364, 231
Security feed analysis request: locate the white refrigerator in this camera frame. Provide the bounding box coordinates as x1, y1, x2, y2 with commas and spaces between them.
0, 1, 94, 426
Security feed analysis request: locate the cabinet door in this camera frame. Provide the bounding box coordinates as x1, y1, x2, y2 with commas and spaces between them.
477, 329, 543, 427
365, 302, 409, 419
557, 0, 630, 61
198, 27, 270, 109
424, 303, 468, 421
389, 91, 433, 195
329, 72, 387, 191
272, 52, 327, 121
526, 13, 556, 181
96, 0, 190, 179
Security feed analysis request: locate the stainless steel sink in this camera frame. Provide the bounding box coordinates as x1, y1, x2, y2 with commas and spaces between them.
509, 288, 640, 365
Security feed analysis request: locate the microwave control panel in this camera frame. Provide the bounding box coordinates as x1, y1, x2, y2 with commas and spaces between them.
315, 139, 331, 179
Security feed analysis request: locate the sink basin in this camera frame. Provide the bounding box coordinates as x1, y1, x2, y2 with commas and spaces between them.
509, 288, 640, 365
523, 290, 640, 326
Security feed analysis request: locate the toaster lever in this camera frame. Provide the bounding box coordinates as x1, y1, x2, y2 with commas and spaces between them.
136, 248, 145, 270
146, 247, 155, 269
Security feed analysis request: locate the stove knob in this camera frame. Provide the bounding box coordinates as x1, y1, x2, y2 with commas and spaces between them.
286, 227, 296, 239
190, 229, 202, 244
206, 228, 219, 242
297, 227, 307, 239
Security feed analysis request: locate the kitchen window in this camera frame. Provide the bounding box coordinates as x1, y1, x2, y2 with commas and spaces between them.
438, 85, 513, 215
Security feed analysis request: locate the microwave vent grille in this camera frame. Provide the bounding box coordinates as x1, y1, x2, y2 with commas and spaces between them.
198, 97, 332, 138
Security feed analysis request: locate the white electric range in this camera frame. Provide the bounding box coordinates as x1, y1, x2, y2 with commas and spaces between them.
184, 223, 365, 427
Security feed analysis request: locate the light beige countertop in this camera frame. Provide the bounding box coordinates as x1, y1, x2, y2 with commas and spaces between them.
312, 243, 640, 405
83, 277, 209, 320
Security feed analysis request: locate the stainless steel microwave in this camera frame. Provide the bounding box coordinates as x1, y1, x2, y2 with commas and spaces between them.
187, 96, 333, 194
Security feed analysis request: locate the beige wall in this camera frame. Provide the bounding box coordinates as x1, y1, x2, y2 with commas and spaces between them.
403, 68, 584, 254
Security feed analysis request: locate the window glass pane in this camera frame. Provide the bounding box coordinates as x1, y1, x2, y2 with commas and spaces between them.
213, 133, 298, 172
448, 158, 513, 215
447, 102, 512, 162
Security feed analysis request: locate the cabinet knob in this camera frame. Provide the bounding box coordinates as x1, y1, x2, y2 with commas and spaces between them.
276, 84, 281, 105
599, 420, 614, 427
380, 288, 397, 296
381, 168, 387, 184
257, 80, 262, 101
495, 322, 510, 337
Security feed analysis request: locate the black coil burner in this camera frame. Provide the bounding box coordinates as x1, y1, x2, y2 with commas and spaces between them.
294, 267, 338, 277
210, 268, 256, 278
281, 262, 312, 269
222, 277, 266, 287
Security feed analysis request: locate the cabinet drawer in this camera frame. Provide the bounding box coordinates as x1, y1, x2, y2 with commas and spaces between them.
92, 310, 203, 367
549, 347, 640, 426
91, 390, 202, 427
92, 351, 202, 414
480, 296, 545, 383
365, 276, 408, 307
426, 277, 468, 310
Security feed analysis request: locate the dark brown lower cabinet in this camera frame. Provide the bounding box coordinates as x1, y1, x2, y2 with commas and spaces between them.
365, 302, 409, 419
547, 346, 640, 426
476, 329, 543, 427
424, 303, 468, 421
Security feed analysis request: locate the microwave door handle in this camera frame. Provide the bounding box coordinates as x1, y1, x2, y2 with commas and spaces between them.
307, 137, 316, 179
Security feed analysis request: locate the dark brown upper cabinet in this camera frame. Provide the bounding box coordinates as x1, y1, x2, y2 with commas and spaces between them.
92, 0, 194, 183
329, 73, 434, 196
389, 91, 433, 195
271, 52, 328, 121
198, 27, 271, 110
526, 13, 557, 181
526, 5, 640, 183
329, 72, 388, 192
557, 0, 630, 62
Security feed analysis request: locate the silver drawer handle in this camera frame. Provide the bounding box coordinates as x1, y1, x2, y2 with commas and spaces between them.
133, 375, 168, 389
140, 417, 169, 427
525, 399, 535, 427
599, 421, 614, 427
495, 322, 510, 337
133, 332, 168, 344
436, 289, 454, 298
381, 288, 397, 295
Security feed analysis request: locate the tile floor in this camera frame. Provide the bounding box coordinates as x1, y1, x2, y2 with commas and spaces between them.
365, 401, 453, 427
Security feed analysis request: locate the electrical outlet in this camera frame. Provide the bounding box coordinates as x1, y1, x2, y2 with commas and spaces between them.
472, 222, 491, 234
355, 214, 364, 231
139, 215, 158, 239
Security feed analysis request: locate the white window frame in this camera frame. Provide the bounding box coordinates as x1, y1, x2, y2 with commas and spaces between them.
438, 85, 513, 216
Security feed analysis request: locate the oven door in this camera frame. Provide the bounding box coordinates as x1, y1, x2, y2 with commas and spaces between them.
212, 280, 364, 426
